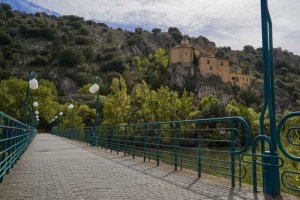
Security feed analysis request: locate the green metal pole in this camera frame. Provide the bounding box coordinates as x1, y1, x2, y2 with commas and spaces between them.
230, 119, 235, 188
260, 0, 280, 196
156, 124, 160, 166
196, 122, 202, 178
174, 123, 179, 171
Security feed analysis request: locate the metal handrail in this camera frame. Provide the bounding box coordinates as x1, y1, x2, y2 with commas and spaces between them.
52, 116, 251, 188
0, 111, 36, 182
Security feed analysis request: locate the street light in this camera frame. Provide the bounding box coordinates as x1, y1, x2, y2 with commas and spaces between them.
23, 72, 38, 124
68, 104, 74, 109
35, 111, 39, 115
29, 78, 38, 90
89, 77, 101, 146
33, 101, 38, 107
68, 103, 75, 139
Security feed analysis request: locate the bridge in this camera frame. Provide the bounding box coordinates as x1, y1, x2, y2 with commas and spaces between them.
0, 0, 299, 199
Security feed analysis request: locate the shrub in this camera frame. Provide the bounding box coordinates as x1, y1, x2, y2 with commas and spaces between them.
168, 27, 183, 42
58, 47, 84, 67
101, 57, 126, 73
152, 28, 161, 34
97, 23, 109, 28
29, 55, 48, 66
75, 36, 90, 45
79, 28, 89, 36
86, 20, 96, 25
83, 47, 95, 61
40, 28, 57, 40
0, 31, 12, 45
135, 28, 143, 34
70, 21, 83, 29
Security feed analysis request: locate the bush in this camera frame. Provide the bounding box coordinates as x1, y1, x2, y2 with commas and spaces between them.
97, 23, 109, 28
29, 55, 48, 66
0, 31, 12, 45
0, 3, 12, 12
74, 36, 90, 45
40, 28, 57, 40
79, 28, 89, 36
101, 57, 126, 73
135, 28, 143, 34
58, 47, 84, 67
62, 15, 84, 22
70, 21, 83, 29
86, 20, 96, 25
168, 27, 183, 42
83, 47, 94, 61
152, 28, 161, 34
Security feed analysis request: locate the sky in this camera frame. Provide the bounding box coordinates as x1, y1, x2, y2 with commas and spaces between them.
3, 0, 300, 55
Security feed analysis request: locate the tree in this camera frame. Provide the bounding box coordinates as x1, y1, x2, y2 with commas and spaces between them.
75, 36, 90, 45
0, 78, 60, 127
152, 28, 161, 34
58, 47, 84, 67
0, 31, 12, 45
168, 27, 183, 42
103, 77, 130, 125
130, 81, 156, 122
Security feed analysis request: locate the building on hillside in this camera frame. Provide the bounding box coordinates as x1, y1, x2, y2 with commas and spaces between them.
170, 39, 250, 89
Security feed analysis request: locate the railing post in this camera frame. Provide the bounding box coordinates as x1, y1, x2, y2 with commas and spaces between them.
143, 124, 147, 162
156, 124, 160, 166
132, 126, 136, 159
196, 122, 202, 178
124, 126, 128, 156
105, 127, 108, 151
174, 123, 179, 171
230, 119, 235, 188
111, 126, 114, 153
117, 126, 120, 154
0, 117, 8, 182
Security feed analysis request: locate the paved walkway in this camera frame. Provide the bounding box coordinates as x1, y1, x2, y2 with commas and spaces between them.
0, 134, 297, 200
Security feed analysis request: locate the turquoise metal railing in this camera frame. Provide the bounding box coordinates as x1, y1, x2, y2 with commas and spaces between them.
277, 112, 300, 192
51, 116, 251, 188
0, 111, 36, 182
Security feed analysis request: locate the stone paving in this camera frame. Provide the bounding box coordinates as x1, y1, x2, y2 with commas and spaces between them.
0, 134, 297, 200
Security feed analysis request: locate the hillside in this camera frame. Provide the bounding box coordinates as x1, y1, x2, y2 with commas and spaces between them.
0, 3, 299, 112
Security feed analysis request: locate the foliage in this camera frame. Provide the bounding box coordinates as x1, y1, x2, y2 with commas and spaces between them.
103, 77, 130, 125
58, 47, 84, 67
0, 31, 12, 45
29, 55, 48, 66
0, 78, 59, 127
168, 27, 183, 42
75, 36, 90, 45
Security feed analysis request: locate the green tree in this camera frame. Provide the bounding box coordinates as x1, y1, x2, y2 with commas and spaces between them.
0, 31, 12, 45
130, 81, 156, 122
58, 47, 84, 67
103, 77, 130, 125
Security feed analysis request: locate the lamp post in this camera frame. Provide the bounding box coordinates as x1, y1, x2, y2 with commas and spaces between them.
23, 72, 38, 124
89, 77, 100, 146
68, 104, 74, 139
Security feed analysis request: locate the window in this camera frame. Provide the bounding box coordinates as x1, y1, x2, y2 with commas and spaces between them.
207, 59, 210, 64
232, 77, 239, 82
220, 61, 223, 66
185, 51, 188, 55
210, 66, 213, 70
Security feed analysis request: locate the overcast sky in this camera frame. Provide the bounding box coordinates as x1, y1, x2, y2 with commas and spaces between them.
26, 0, 300, 55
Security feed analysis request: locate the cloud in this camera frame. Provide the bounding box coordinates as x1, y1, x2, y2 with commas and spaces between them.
27, 0, 300, 55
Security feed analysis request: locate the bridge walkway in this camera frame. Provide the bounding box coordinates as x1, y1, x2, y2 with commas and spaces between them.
0, 134, 295, 200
